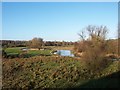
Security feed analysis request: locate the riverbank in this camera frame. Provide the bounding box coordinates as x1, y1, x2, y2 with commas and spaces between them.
4, 46, 74, 58
3, 56, 120, 89
45, 45, 74, 51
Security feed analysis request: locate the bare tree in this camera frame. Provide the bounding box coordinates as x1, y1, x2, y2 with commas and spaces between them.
86, 25, 108, 40
76, 25, 109, 72
78, 31, 86, 41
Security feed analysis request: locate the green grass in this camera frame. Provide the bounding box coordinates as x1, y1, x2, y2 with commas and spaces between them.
5, 47, 23, 54
28, 50, 52, 56
2, 56, 120, 89
5, 47, 52, 57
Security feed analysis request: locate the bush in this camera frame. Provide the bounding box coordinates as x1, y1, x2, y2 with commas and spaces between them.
77, 25, 109, 73
2, 49, 7, 58
19, 53, 30, 58
81, 39, 110, 73
7, 53, 19, 59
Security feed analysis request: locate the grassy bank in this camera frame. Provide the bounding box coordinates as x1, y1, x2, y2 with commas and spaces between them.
45, 45, 74, 51
5, 47, 23, 54
2, 56, 120, 89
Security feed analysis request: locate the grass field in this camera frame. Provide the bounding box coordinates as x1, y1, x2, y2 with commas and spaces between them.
2, 56, 120, 89
5, 47, 52, 57
28, 50, 52, 56
5, 47, 23, 54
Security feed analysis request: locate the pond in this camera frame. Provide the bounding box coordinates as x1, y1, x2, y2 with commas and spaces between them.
54, 50, 74, 57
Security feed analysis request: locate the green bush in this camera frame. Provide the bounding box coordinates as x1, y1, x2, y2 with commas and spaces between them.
7, 53, 19, 59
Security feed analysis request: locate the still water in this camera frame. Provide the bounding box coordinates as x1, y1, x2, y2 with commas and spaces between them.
56, 50, 74, 57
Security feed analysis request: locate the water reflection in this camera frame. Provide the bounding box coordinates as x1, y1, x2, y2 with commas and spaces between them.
56, 50, 74, 57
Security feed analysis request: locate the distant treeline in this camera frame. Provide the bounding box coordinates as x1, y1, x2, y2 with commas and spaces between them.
1, 40, 27, 47
44, 41, 74, 46
1, 40, 75, 48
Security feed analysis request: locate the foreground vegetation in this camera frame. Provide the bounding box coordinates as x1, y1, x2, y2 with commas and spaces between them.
3, 56, 120, 89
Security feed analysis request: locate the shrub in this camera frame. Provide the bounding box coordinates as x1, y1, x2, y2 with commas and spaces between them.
77, 25, 109, 73
19, 52, 30, 58
82, 40, 109, 73
2, 49, 7, 58
7, 53, 19, 59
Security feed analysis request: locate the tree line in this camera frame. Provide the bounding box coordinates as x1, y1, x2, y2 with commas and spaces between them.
1, 39, 74, 49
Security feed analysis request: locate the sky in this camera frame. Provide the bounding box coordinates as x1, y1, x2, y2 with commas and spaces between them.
2, 2, 118, 41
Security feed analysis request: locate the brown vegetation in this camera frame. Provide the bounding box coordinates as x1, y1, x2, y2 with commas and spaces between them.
27, 37, 44, 50
74, 25, 116, 72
